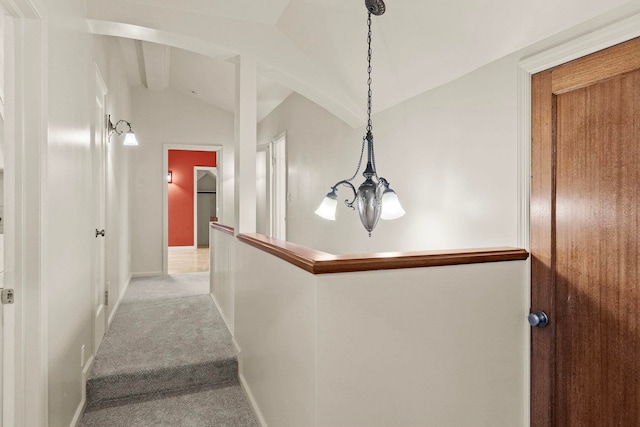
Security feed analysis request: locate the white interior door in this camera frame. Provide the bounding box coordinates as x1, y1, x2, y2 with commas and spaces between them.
0, 117, 5, 427
93, 69, 107, 353
0, 6, 46, 424
0, 11, 12, 427
269, 134, 287, 240
0, 118, 6, 427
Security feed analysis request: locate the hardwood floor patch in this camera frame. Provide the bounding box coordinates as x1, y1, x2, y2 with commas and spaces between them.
168, 247, 209, 274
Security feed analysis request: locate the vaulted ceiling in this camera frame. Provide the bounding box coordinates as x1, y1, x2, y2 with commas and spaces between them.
87, 0, 631, 127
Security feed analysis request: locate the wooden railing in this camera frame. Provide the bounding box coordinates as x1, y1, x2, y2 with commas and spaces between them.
211, 223, 528, 274
210, 223, 234, 236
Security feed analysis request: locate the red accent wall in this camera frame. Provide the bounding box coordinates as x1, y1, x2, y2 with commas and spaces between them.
168, 150, 216, 246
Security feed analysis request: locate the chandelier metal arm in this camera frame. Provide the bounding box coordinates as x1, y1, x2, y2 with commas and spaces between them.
344, 134, 367, 183
330, 180, 358, 209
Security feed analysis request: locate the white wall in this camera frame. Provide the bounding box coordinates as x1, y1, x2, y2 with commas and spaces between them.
315, 262, 528, 427
230, 236, 528, 427
235, 241, 317, 427
209, 226, 234, 334
258, 53, 520, 255
32, 9, 132, 427
130, 87, 233, 275
257, 93, 354, 250
44, 1, 95, 424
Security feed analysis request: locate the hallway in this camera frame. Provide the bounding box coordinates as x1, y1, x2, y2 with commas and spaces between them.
80, 273, 258, 426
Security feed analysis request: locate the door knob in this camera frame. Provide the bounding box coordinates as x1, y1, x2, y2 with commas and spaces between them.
528, 311, 549, 328
95, 228, 105, 237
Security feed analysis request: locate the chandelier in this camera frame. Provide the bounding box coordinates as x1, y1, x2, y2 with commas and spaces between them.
315, 0, 404, 236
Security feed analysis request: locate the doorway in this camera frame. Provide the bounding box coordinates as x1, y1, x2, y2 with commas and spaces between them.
530, 36, 640, 426
162, 144, 222, 275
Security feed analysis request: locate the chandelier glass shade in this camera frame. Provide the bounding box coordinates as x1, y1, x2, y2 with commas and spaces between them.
314, 0, 404, 236
314, 190, 338, 221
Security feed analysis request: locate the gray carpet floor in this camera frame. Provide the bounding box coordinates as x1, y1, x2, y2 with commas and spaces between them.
81, 385, 258, 427
81, 273, 258, 426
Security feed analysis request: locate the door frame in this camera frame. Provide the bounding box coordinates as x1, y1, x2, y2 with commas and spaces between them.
268, 132, 286, 241
162, 144, 222, 274
193, 166, 218, 247
0, 0, 47, 426
518, 10, 640, 426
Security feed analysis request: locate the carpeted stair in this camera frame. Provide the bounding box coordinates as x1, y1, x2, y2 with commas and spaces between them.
81, 273, 258, 426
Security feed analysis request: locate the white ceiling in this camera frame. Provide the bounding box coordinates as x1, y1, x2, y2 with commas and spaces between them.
88, 0, 633, 127
118, 38, 294, 121
124, 0, 291, 25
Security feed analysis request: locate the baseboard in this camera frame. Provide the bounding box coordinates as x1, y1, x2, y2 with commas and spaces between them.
209, 293, 233, 335
232, 337, 241, 355
69, 355, 95, 427
168, 246, 196, 250
131, 271, 163, 278
108, 275, 131, 327
69, 392, 86, 427
239, 372, 268, 427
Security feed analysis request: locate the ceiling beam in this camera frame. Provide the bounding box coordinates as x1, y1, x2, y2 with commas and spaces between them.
117, 38, 143, 87
140, 41, 170, 91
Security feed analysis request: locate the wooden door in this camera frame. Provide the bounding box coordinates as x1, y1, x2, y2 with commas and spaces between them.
531, 37, 640, 426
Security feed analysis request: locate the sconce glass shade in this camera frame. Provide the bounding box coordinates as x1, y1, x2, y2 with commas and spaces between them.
123, 131, 139, 146
380, 187, 406, 220
167, 171, 172, 183
315, 190, 338, 221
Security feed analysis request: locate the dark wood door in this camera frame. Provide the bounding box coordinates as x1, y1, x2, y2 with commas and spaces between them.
531, 37, 640, 426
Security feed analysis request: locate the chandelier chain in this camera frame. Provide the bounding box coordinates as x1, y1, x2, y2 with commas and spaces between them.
366, 12, 373, 132
345, 135, 366, 182
345, 12, 374, 183
366, 12, 378, 175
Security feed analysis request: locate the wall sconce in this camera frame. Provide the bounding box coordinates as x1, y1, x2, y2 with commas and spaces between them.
167, 171, 172, 183
107, 114, 139, 146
